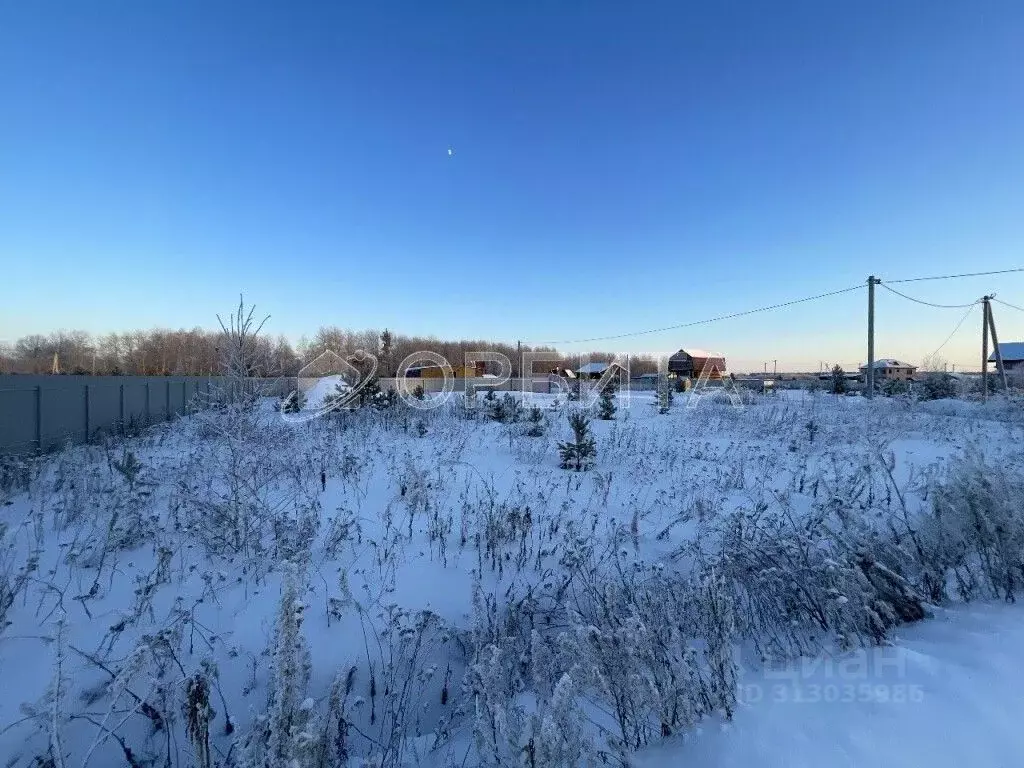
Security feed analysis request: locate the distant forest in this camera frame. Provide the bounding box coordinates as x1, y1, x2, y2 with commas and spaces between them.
0, 326, 660, 377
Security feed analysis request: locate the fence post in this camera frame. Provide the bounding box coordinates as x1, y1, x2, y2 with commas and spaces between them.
119, 383, 125, 432
84, 383, 90, 443
183, 381, 188, 414
166, 380, 171, 421
35, 385, 42, 454
145, 382, 151, 425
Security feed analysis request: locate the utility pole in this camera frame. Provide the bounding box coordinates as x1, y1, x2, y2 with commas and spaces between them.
981, 296, 990, 400
985, 295, 1009, 393
516, 340, 522, 380
866, 276, 880, 399
773, 359, 777, 377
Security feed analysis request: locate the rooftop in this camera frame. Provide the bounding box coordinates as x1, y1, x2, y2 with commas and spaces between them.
859, 359, 916, 370
989, 342, 1024, 362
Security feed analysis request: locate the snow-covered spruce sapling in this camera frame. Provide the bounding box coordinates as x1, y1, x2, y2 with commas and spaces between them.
567, 378, 582, 402
596, 384, 616, 420
322, 383, 352, 413
488, 393, 522, 423
525, 405, 545, 436
413, 384, 425, 401
831, 364, 848, 394
657, 377, 673, 414
559, 412, 596, 471
416, 419, 428, 437
281, 390, 305, 414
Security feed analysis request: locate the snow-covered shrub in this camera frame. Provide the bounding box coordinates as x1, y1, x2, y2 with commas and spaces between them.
470, 643, 527, 767
178, 407, 320, 564
692, 498, 921, 657
883, 378, 910, 397
913, 457, 1024, 602
563, 563, 739, 752
918, 372, 959, 401
0, 454, 34, 502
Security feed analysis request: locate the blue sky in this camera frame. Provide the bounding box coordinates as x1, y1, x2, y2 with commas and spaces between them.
1, 1, 1022, 370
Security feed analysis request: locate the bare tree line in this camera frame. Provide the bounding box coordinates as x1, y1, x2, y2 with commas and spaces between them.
0, 325, 660, 377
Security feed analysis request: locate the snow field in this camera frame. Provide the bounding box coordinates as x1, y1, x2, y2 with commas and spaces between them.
1, 389, 1023, 767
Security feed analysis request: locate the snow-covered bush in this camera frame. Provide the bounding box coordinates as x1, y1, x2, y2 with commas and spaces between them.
918, 372, 959, 401
913, 456, 1024, 602
690, 497, 922, 657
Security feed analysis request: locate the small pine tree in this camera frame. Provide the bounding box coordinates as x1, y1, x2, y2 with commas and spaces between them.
831, 365, 848, 394
281, 390, 305, 414
657, 377, 673, 414
416, 418, 428, 437
525, 405, 545, 437
380, 328, 393, 375
356, 375, 382, 407
567, 378, 582, 402
558, 412, 597, 471
597, 384, 616, 420
413, 383, 425, 400
488, 393, 521, 423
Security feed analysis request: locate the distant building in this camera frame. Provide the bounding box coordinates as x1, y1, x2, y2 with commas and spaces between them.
988, 342, 1024, 372
859, 359, 917, 381
575, 362, 627, 380
405, 361, 486, 378
668, 349, 726, 380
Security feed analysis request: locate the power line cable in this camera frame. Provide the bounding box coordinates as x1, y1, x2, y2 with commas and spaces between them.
993, 297, 1024, 313
527, 284, 865, 345
926, 303, 978, 361
878, 283, 979, 309
885, 267, 1024, 284
524, 266, 1017, 347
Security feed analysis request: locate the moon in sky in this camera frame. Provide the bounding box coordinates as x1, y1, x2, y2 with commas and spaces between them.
447, 147, 454, 157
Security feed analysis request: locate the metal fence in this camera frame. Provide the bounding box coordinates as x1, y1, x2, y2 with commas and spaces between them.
0, 375, 284, 455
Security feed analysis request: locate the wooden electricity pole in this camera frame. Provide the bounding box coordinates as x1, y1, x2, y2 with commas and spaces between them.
981, 296, 989, 400
984, 295, 1009, 393
866, 276, 880, 398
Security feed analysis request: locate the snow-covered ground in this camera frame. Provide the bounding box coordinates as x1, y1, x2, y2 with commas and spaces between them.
637, 602, 1024, 768
1, 388, 1023, 767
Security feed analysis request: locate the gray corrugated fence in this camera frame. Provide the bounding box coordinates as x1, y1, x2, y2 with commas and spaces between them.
0, 375, 283, 455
